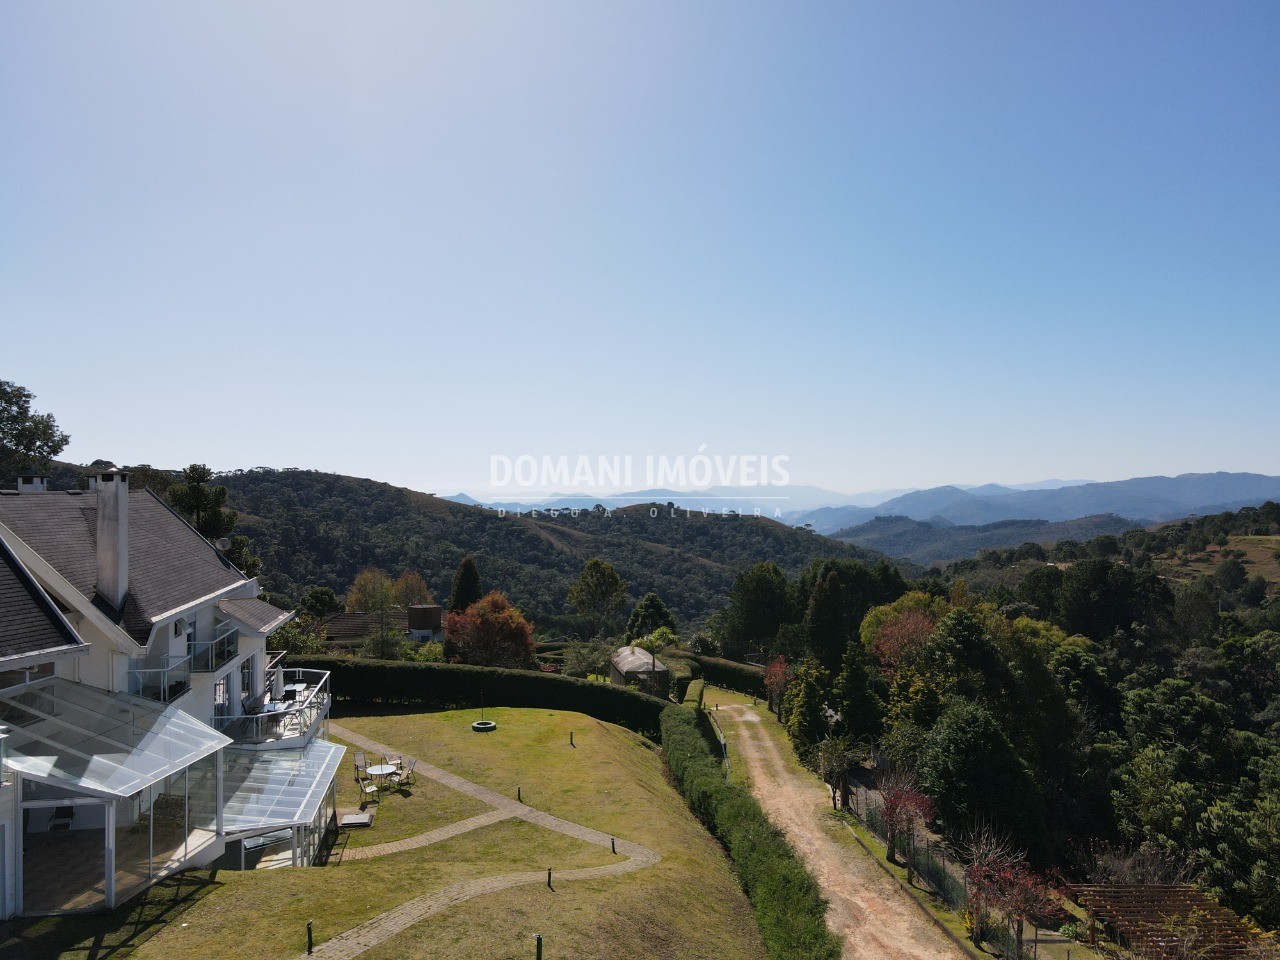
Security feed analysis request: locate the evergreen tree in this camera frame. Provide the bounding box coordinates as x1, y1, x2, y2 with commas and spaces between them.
168, 464, 237, 540
833, 636, 883, 745
627, 592, 675, 639
804, 571, 851, 672
784, 658, 832, 765
449, 555, 483, 612
567, 557, 628, 630
722, 561, 793, 658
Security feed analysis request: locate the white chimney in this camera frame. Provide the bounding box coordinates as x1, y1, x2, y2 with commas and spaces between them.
95, 468, 130, 610
17, 475, 48, 493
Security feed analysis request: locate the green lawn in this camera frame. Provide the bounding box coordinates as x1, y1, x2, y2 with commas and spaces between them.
329, 734, 489, 848
8, 707, 767, 960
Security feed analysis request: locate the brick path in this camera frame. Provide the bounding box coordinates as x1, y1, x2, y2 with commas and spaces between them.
299, 723, 660, 959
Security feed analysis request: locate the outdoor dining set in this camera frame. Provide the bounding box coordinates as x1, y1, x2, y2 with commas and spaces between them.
353, 750, 417, 803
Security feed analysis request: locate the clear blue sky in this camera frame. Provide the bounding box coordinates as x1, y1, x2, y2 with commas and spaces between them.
3, 2, 1278, 496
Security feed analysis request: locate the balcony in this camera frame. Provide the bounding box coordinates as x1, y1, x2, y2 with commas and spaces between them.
212, 669, 330, 748
127, 655, 192, 704
190, 622, 238, 673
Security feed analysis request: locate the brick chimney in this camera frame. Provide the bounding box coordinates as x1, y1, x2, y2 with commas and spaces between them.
94, 468, 130, 610
16, 475, 48, 493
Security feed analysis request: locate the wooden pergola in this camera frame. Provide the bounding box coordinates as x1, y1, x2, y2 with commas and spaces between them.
1069, 884, 1265, 960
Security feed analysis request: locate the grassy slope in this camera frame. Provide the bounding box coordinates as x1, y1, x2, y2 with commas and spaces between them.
127, 706, 766, 960
1158, 534, 1280, 594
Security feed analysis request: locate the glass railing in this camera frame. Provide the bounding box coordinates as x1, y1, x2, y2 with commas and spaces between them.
212, 669, 330, 745
190, 624, 238, 673
127, 655, 192, 703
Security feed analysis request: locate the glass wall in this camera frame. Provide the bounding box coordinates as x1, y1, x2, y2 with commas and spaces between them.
149, 767, 188, 872
21, 787, 108, 913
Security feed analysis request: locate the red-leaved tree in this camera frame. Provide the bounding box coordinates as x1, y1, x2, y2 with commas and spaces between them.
969, 857, 1056, 955
880, 771, 934, 872
763, 655, 794, 720
444, 591, 535, 668
872, 608, 936, 675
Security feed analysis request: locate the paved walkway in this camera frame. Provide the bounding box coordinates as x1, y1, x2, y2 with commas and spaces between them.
299, 723, 660, 960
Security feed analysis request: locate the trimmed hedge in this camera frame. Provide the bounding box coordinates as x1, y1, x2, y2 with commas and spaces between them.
293, 655, 668, 737
682, 678, 706, 709
661, 705, 841, 960
692, 656, 766, 698
664, 657, 695, 701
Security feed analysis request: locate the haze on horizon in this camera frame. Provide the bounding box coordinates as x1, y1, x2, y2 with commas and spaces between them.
3, 3, 1278, 495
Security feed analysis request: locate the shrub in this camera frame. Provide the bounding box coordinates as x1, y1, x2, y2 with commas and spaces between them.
683, 678, 706, 709
693, 656, 766, 697
665, 657, 695, 701
293, 655, 667, 737
661, 706, 841, 960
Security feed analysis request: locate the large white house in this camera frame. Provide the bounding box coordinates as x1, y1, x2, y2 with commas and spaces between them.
0, 469, 343, 917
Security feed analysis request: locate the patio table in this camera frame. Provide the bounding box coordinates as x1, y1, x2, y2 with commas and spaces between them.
367, 763, 396, 786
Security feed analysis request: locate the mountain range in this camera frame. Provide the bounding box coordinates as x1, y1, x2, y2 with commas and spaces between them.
450, 473, 1280, 540
787, 473, 1280, 533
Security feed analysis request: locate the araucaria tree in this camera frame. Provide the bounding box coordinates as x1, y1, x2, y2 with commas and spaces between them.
448, 555, 483, 611
168, 464, 237, 540
0, 380, 69, 485
445, 591, 535, 668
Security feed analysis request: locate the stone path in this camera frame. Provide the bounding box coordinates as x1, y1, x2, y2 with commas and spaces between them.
299, 723, 660, 960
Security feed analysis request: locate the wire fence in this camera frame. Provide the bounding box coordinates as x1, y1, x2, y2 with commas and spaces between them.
849, 787, 1030, 960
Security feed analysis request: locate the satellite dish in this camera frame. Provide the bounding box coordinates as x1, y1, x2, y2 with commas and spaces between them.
215, 538, 232, 551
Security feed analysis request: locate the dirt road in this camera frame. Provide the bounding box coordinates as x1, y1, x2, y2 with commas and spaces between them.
720, 705, 966, 960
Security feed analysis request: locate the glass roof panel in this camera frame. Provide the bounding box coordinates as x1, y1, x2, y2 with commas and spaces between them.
0, 678, 230, 797
222, 739, 345, 833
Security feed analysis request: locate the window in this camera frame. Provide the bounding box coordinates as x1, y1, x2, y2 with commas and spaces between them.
213, 677, 230, 719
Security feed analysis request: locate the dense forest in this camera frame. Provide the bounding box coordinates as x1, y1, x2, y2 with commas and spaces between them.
212, 468, 897, 627
742, 502, 1280, 929
830, 513, 1141, 565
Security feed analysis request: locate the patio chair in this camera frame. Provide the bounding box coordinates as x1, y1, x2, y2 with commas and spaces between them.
358, 778, 380, 804
384, 753, 403, 770
353, 750, 367, 781
389, 757, 416, 788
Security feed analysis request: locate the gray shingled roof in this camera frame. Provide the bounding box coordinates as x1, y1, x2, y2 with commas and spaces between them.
217, 597, 293, 634
0, 490, 247, 644
0, 537, 84, 662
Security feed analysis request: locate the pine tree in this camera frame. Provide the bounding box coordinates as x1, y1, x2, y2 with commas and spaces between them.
626, 592, 674, 639
449, 555, 483, 612
804, 571, 850, 672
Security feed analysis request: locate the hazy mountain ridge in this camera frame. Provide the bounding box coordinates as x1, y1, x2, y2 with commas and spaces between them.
790, 472, 1280, 533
